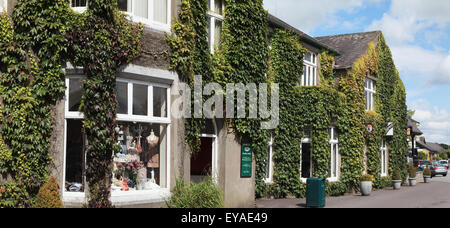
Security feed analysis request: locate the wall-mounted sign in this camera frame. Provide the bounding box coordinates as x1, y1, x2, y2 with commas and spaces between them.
241, 143, 253, 178
386, 122, 394, 136
366, 123, 374, 135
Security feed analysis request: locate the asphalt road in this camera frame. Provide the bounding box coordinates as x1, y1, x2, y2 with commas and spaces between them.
256, 174, 450, 208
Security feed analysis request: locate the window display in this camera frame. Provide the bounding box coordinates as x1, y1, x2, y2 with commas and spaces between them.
64, 77, 170, 195
112, 122, 167, 192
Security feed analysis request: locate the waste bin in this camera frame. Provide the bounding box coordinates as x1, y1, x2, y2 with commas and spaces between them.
306, 178, 326, 208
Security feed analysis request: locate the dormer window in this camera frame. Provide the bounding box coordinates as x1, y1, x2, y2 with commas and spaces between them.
301, 52, 317, 86
207, 0, 224, 53
365, 77, 376, 111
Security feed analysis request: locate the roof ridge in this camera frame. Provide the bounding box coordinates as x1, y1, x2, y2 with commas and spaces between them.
316, 30, 381, 39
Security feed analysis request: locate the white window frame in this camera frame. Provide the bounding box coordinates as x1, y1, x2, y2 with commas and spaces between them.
208, 0, 224, 54
70, 0, 88, 13
365, 77, 376, 111
328, 127, 339, 182
0, 0, 7, 13
70, 0, 172, 33
301, 52, 318, 86
264, 134, 274, 184
300, 132, 312, 183
63, 75, 172, 205
381, 139, 387, 177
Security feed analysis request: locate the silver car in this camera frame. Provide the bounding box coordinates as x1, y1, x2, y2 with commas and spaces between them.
439, 160, 449, 168
431, 162, 448, 177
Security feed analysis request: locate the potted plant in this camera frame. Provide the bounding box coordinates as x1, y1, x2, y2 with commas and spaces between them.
423, 165, 432, 183
408, 164, 417, 186
360, 174, 374, 196
392, 167, 402, 190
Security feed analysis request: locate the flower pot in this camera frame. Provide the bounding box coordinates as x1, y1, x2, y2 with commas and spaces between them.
360, 181, 372, 196
408, 178, 417, 186
392, 180, 402, 190
424, 176, 431, 183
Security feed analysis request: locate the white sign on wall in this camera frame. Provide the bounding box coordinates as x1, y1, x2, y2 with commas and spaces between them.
386, 122, 394, 136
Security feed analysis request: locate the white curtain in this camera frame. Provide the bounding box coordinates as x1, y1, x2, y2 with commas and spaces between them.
153, 0, 168, 24
135, 0, 149, 19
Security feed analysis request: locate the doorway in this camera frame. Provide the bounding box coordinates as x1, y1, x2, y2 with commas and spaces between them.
190, 119, 218, 183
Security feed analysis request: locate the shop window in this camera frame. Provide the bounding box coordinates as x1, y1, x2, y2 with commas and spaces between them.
381, 139, 387, 176
64, 77, 171, 194
301, 52, 317, 86
365, 78, 376, 111
65, 119, 86, 192
329, 127, 339, 180
207, 0, 224, 53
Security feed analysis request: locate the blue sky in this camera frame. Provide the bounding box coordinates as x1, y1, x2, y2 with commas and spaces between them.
264, 0, 450, 144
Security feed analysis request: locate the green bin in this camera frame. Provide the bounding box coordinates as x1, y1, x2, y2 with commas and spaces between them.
306, 178, 326, 208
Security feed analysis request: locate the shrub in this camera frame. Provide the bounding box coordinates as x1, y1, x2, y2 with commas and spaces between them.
423, 165, 431, 176
33, 177, 63, 208
408, 164, 417, 178
392, 167, 402, 181
360, 174, 374, 182
0, 182, 30, 208
326, 181, 347, 197
167, 178, 224, 208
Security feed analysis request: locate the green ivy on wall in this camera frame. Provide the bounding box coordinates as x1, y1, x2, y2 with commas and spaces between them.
66, 0, 143, 208
0, 0, 74, 207
0, 0, 143, 208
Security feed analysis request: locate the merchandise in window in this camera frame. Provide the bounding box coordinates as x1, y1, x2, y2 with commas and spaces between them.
112, 122, 167, 191
64, 77, 170, 194
301, 52, 317, 86
208, 0, 224, 53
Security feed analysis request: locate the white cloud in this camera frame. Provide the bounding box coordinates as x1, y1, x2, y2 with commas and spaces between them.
263, 0, 379, 32
411, 99, 450, 144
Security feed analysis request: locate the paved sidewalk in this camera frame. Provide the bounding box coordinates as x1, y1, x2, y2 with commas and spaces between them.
256, 179, 450, 208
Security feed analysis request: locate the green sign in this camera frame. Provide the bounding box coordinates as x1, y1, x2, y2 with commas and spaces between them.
241, 143, 253, 178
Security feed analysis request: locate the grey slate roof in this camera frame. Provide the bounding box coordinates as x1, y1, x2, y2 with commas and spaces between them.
408, 119, 423, 135
268, 14, 340, 55
417, 140, 446, 154
315, 31, 381, 69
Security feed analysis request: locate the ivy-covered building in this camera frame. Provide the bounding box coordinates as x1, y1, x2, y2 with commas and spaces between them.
0, 0, 408, 208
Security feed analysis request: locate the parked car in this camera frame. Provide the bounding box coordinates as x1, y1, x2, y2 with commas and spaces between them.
416, 160, 431, 171
431, 162, 448, 177
439, 160, 449, 168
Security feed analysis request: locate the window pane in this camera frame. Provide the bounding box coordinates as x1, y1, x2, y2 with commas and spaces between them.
214, 19, 222, 49
116, 82, 128, 114
65, 120, 85, 192
305, 53, 312, 62
72, 0, 87, 7
118, 0, 128, 11
114, 122, 168, 189
69, 78, 82, 112
214, 0, 223, 15
153, 87, 167, 117
133, 84, 148, 116
134, 0, 148, 19
153, 0, 168, 24
301, 143, 312, 178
